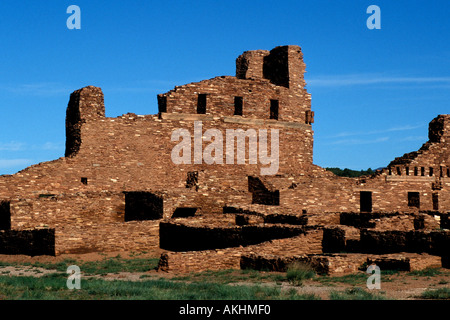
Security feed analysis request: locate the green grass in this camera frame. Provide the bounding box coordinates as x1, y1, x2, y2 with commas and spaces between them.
0, 256, 160, 276
284, 288, 321, 300
407, 268, 442, 277
330, 287, 387, 300
420, 288, 450, 300
286, 262, 316, 286
317, 272, 367, 286
1, 257, 447, 300
317, 269, 400, 286
0, 273, 320, 300
172, 269, 285, 285
381, 269, 401, 275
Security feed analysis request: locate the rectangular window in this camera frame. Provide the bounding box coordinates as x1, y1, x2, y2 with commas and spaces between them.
124, 191, 164, 221
396, 167, 401, 175
360, 191, 372, 213
421, 167, 425, 176
197, 94, 207, 114
234, 96, 243, 116
432, 193, 439, 211
270, 99, 279, 120
429, 167, 434, 176
0, 200, 11, 231
414, 167, 418, 176
157, 95, 167, 113
305, 110, 314, 124
408, 192, 420, 209
172, 207, 198, 218
405, 167, 410, 175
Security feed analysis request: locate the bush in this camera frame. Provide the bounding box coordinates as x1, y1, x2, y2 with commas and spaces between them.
421, 288, 450, 300
408, 268, 442, 277
330, 287, 387, 300
286, 262, 315, 286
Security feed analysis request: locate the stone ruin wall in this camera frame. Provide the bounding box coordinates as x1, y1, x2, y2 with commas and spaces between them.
0, 46, 316, 254
0, 45, 448, 256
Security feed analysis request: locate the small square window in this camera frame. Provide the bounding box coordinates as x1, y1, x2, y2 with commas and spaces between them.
81, 177, 88, 185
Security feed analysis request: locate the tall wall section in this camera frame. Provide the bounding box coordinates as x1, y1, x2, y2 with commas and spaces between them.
0, 45, 316, 253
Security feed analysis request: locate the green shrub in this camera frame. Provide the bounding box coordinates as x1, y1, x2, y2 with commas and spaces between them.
317, 272, 367, 286
286, 262, 315, 286
330, 287, 387, 300
408, 268, 442, 277
421, 288, 450, 300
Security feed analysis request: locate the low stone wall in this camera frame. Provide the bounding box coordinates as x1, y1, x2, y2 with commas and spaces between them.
157, 229, 324, 273
360, 229, 450, 256
159, 221, 307, 251
0, 228, 55, 256
322, 226, 360, 253
366, 254, 442, 271
339, 212, 377, 228
55, 220, 160, 255
339, 212, 420, 229
263, 213, 308, 225
240, 253, 368, 275
158, 249, 242, 273
223, 206, 308, 225
240, 252, 443, 274
305, 212, 340, 226
339, 211, 444, 231
240, 253, 330, 274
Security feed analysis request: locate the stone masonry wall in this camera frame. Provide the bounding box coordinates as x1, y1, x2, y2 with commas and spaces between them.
0, 45, 449, 256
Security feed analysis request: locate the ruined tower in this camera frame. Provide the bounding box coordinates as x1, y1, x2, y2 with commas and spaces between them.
65, 86, 105, 157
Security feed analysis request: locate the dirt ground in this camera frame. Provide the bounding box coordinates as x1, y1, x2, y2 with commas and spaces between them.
292, 273, 449, 300
0, 250, 448, 300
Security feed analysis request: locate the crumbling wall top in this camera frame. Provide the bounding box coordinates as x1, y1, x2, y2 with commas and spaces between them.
65, 86, 105, 157
429, 114, 450, 143
236, 45, 306, 89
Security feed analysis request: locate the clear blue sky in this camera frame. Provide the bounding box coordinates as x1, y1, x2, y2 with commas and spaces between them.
1, 0, 449, 174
